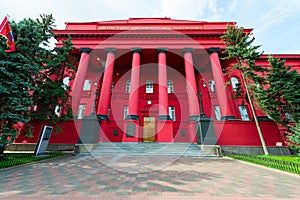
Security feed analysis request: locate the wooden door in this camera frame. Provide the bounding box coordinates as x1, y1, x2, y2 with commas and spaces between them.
143, 117, 155, 142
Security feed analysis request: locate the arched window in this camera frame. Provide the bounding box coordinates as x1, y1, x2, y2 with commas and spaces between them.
146, 80, 153, 93
231, 77, 240, 91
62, 77, 70, 90
126, 80, 130, 93
167, 80, 174, 93
83, 80, 92, 91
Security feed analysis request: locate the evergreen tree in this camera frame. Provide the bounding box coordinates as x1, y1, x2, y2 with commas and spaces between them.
221, 25, 269, 155
0, 14, 76, 153
255, 56, 300, 154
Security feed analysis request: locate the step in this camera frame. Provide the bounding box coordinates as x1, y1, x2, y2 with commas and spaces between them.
89, 142, 218, 157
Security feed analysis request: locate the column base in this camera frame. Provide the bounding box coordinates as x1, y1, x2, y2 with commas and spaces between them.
78, 113, 99, 144
125, 115, 140, 120
189, 115, 218, 145
220, 116, 237, 121
123, 120, 139, 142
257, 116, 273, 121
157, 120, 173, 142
158, 115, 172, 120
99, 120, 110, 142
97, 114, 109, 122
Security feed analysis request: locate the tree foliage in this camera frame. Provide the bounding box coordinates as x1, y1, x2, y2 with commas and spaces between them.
221, 24, 300, 154
0, 14, 76, 150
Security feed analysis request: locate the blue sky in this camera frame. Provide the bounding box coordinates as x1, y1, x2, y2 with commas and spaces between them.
1, 0, 299, 54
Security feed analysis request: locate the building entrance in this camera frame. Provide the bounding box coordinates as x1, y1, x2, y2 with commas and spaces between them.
143, 117, 156, 142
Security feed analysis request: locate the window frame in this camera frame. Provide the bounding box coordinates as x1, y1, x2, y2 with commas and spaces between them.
168, 106, 176, 121
238, 105, 250, 121
77, 104, 86, 119
146, 80, 153, 93
214, 105, 221, 121
83, 80, 92, 91
167, 80, 174, 94
123, 105, 128, 119
126, 80, 131, 93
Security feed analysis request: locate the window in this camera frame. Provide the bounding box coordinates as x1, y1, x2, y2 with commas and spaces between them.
238, 105, 250, 121
214, 105, 221, 121
285, 113, 294, 122
77, 104, 86, 119
168, 106, 176, 121
83, 80, 92, 91
208, 80, 215, 92
146, 80, 153, 93
168, 80, 174, 93
54, 105, 61, 117
231, 77, 240, 91
123, 105, 128, 119
108, 106, 111, 118
111, 80, 114, 92
62, 77, 70, 90
126, 80, 130, 93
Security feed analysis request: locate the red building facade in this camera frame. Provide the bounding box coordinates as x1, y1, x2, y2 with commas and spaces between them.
16, 18, 300, 150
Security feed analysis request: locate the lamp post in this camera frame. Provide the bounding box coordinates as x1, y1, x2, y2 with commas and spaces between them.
196, 80, 206, 145
93, 88, 99, 114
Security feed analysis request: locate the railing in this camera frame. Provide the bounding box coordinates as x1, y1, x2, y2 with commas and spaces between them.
222, 150, 300, 174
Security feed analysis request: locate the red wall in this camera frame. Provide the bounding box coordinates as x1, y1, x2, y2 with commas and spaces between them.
15, 120, 81, 144
214, 121, 286, 146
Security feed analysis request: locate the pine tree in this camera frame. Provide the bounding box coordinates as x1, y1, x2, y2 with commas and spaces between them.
255, 56, 300, 154
221, 25, 269, 155
0, 14, 76, 153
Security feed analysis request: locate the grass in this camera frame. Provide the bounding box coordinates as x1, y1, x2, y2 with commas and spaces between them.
227, 154, 300, 174
0, 152, 68, 169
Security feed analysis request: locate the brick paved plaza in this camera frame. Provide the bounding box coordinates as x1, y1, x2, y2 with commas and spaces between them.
0, 155, 299, 200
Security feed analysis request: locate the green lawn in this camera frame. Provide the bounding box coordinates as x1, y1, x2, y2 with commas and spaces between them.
0, 153, 69, 169
227, 154, 300, 174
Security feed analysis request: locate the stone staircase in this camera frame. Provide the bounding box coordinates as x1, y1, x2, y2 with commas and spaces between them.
90, 142, 219, 157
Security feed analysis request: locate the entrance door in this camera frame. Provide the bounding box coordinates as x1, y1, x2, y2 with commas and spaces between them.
143, 117, 155, 142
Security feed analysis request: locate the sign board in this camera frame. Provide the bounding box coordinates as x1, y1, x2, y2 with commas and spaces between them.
34, 125, 53, 156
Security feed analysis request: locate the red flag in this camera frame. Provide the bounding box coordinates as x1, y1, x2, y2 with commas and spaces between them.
0, 16, 15, 52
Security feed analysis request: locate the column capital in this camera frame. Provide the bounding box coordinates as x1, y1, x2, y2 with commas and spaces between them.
105, 48, 116, 54
208, 47, 221, 54
131, 48, 142, 54
157, 48, 168, 53
183, 48, 194, 54
80, 48, 91, 53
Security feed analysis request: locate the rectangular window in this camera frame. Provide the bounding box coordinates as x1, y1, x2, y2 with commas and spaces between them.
238, 105, 250, 121
168, 106, 176, 121
208, 80, 215, 92
123, 105, 128, 119
54, 105, 61, 117
168, 80, 174, 93
83, 80, 92, 91
126, 80, 130, 93
108, 106, 111, 118
214, 105, 221, 121
146, 80, 153, 93
77, 104, 86, 119
111, 80, 114, 92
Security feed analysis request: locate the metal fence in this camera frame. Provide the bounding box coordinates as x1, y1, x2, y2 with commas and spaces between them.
0, 153, 65, 169
222, 151, 300, 174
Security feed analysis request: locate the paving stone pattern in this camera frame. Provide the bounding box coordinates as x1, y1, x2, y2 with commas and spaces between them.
0, 155, 300, 200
